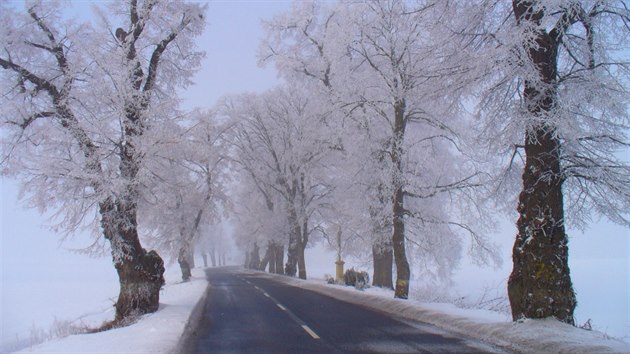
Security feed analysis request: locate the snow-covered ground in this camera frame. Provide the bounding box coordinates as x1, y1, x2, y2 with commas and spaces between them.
8, 266, 628, 354
12, 268, 207, 354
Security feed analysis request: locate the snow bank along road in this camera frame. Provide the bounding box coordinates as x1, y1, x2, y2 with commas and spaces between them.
181, 267, 508, 353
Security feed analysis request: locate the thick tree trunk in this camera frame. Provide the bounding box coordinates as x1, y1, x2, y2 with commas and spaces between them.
372, 241, 393, 289
392, 186, 410, 299
508, 0, 576, 325
285, 210, 300, 277
392, 98, 410, 299
285, 236, 298, 276
101, 199, 165, 322
115, 249, 164, 322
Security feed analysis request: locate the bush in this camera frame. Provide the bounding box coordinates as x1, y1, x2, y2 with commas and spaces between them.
324, 274, 335, 284
344, 268, 370, 290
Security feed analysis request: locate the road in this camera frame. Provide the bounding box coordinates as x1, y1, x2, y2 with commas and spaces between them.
181, 267, 508, 354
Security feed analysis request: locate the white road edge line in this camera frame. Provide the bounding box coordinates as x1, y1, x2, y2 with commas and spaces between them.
301, 325, 320, 339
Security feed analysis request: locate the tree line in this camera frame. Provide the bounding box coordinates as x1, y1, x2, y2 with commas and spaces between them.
1, 0, 628, 327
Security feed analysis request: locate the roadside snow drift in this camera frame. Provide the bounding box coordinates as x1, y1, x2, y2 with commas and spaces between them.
16, 269, 208, 354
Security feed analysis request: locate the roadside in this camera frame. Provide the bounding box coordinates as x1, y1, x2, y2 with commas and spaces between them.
13, 267, 628, 354
248, 270, 629, 354
15, 268, 208, 354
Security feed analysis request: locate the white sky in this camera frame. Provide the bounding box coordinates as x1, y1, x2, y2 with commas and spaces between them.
1, 0, 629, 346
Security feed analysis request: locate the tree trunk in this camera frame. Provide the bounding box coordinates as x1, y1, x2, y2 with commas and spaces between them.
508, 0, 576, 325
285, 210, 300, 277
248, 243, 260, 269
221, 253, 226, 266
372, 241, 393, 289
297, 219, 308, 280
260, 243, 273, 271
244, 250, 250, 268
268, 247, 276, 273
178, 247, 192, 282
274, 243, 285, 275
101, 199, 165, 322
392, 186, 410, 299
392, 98, 410, 299
187, 244, 195, 269
201, 252, 208, 267
285, 236, 298, 276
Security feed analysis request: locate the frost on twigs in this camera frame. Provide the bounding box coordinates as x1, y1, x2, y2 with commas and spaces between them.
1, 0, 206, 323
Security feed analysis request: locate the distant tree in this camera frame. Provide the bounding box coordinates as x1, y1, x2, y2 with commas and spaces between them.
142, 111, 231, 280
0, 0, 205, 322
227, 86, 335, 279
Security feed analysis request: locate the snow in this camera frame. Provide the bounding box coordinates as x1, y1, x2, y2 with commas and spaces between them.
3, 264, 629, 354
13, 268, 208, 354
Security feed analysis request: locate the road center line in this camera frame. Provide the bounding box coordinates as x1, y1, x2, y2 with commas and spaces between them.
301, 325, 320, 339
250, 280, 321, 340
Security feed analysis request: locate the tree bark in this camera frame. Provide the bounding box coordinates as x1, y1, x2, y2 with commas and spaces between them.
100, 199, 164, 322
372, 240, 393, 289
297, 218, 308, 280
392, 98, 411, 299
507, 0, 576, 325
285, 208, 300, 277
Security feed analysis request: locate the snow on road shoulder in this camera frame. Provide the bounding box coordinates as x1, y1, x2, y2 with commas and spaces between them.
16, 268, 209, 354
247, 270, 629, 354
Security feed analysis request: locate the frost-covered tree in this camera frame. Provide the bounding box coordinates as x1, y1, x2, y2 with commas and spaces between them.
227, 85, 335, 279
261, 0, 500, 298
0, 0, 205, 321
463, 0, 630, 324
142, 110, 231, 280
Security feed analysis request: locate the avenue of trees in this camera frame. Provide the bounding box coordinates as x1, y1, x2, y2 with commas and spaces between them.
1, 0, 628, 328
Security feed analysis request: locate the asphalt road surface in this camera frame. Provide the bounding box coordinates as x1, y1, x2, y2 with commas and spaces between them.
182, 267, 508, 354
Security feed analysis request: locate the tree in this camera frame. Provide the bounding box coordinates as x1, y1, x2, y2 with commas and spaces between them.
142, 110, 231, 280
0, 0, 205, 322
227, 86, 334, 279
261, 0, 500, 299
466, 0, 630, 324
